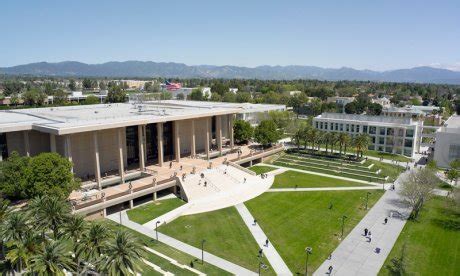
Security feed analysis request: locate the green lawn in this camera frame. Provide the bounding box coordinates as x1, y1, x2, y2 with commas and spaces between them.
363, 150, 412, 162
249, 165, 277, 175
158, 206, 274, 275
102, 219, 231, 275
272, 170, 371, 188
245, 190, 383, 274
379, 197, 460, 275
365, 160, 405, 182
127, 198, 186, 225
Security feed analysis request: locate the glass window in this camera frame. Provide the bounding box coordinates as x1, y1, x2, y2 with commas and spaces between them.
315, 121, 319, 128
380, 127, 386, 135
386, 128, 394, 135
379, 137, 385, 144
346, 124, 350, 132
369, 126, 376, 134
363, 125, 368, 133
404, 139, 413, 147
340, 124, 343, 131
385, 146, 393, 153
406, 129, 414, 137
351, 124, 355, 132
371, 136, 376, 144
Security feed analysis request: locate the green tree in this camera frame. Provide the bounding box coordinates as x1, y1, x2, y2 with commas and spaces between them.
106, 85, 126, 103
367, 103, 383, 115
338, 133, 351, 155
68, 79, 77, 91
28, 196, 71, 238
210, 83, 229, 96
84, 95, 100, 105
222, 92, 236, 102
53, 89, 68, 105
190, 88, 204, 101
254, 120, 281, 146
176, 93, 185, 100
236, 92, 252, 103
99, 231, 146, 275
0, 152, 30, 198
353, 133, 370, 158
22, 88, 47, 106
82, 79, 92, 90
77, 223, 111, 267
28, 240, 75, 276
3, 81, 23, 96
233, 120, 253, 144
210, 92, 222, 102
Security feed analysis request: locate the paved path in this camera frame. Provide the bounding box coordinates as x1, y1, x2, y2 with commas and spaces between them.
262, 164, 385, 186
235, 203, 292, 276
314, 169, 413, 276
268, 186, 383, 192
108, 212, 257, 276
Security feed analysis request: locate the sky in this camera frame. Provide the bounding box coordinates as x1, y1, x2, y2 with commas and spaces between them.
1, 0, 460, 71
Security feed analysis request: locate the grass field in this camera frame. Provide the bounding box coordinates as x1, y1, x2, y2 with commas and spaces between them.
158, 206, 274, 274
272, 170, 371, 188
364, 160, 405, 182
379, 197, 460, 275
102, 219, 232, 275
249, 165, 277, 175
127, 198, 186, 225
364, 150, 412, 162
245, 190, 383, 273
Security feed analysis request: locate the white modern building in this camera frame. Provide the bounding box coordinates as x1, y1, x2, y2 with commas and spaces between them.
313, 113, 422, 157
433, 115, 460, 168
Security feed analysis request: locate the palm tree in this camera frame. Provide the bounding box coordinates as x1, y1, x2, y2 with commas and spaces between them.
0, 198, 10, 261
6, 231, 42, 272
98, 230, 147, 276
0, 211, 29, 244
301, 125, 310, 150
63, 215, 87, 274
28, 239, 75, 276
28, 196, 71, 238
342, 134, 352, 156
306, 128, 318, 151
292, 128, 303, 150
77, 222, 111, 272
338, 133, 351, 156
354, 133, 370, 158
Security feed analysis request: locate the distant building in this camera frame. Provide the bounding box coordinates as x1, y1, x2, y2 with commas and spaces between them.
372, 97, 391, 108
433, 115, 460, 168
327, 96, 355, 106
229, 88, 238, 94
170, 87, 211, 100
313, 112, 422, 157
289, 91, 302, 96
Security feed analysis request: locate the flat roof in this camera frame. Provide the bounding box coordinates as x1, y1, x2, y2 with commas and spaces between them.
0, 101, 285, 135
315, 112, 417, 127
440, 115, 460, 134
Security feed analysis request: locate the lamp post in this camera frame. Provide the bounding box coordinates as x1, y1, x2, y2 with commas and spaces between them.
341, 215, 348, 239
155, 221, 160, 242
305, 247, 312, 276
201, 239, 206, 264
365, 192, 371, 210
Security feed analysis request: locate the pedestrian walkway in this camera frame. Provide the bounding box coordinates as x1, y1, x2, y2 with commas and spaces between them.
235, 203, 292, 276
262, 164, 385, 186
107, 212, 257, 276
314, 169, 413, 276
268, 186, 383, 192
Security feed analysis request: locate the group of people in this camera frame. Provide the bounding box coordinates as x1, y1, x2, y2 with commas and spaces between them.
260, 173, 269, 179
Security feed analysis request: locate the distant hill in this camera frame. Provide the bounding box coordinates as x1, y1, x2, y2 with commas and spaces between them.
1, 61, 460, 84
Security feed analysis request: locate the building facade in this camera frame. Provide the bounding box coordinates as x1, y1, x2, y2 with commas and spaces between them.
313, 113, 421, 157
433, 115, 460, 168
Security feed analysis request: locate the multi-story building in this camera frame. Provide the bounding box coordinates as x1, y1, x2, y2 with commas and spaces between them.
313, 113, 422, 157
433, 115, 460, 168
0, 100, 285, 217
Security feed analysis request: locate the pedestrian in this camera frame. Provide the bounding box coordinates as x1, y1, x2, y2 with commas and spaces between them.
258, 248, 263, 257
204, 181, 207, 187
328, 265, 333, 274
265, 238, 269, 247
244, 178, 246, 183
180, 165, 183, 171
169, 161, 173, 169
253, 219, 257, 225
368, 231, 372, 242
384, 217, 388, 224
364, 228, 368, 236
190, 261, 194, 268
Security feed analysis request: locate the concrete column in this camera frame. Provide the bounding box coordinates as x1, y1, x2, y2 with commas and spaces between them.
138, 125, 145, 171
229, 114, 235, 149
174, 121, 181, 162
157, 123, 164, 166
191, 120, 196, 157
92, 131, 102, 190
64, 135, 73, 172
205, 118, 210, 159
217, 115, 223, 153
117, 128, 125, 183
50, 134, 56, 153
23, 131, 30, 157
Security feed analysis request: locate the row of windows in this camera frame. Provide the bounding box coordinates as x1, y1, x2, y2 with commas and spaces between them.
368, 145, 413, 157
315, 121, 415, 138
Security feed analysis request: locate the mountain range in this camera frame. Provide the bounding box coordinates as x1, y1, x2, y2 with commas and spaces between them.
1, 61, 460, 84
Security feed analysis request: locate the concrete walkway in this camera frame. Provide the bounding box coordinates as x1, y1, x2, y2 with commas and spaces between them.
314, 169, 413, 276
235, 203, 292, 276
107, 212, 257, 276
262, 164, 385, 186
268, 186, 383, 192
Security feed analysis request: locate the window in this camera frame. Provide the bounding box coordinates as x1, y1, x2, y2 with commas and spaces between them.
369, 126, 376, 134
406, 129, 414, 137
351, 124, 355, 132
340, 124, 343, 131
385, 146, 393, 153
386, 128, 394, 136
363, 125, 368, 133
404, 139, 413, 147
371, 136, 376, 144
320, 122, 323, 129
315, 121, 319, 128
346, 124, 349, 132
335, 123, 338, 131
379, 137, 385, 145
380, 127, 386, 135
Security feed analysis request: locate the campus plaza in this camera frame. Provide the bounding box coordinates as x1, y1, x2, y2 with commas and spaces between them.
0, 100, 285, 218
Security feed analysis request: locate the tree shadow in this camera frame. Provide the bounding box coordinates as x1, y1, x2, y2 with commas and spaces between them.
431, 218, 460, 231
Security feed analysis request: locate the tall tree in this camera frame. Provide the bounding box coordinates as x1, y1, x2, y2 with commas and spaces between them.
254, 120, 281, 146
233, 120, 253, 144
28, 240, 75, 276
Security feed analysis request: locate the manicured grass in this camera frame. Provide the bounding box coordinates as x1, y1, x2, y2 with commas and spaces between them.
249, 165, 277, 175
102, 219, 231, 275
272, 170, 371, 188
379, 197, 460, 275
158, 206, 274, 275
364, 150, 412, 162
365, 160, 404, 182
127, 198, 186, 225
245, 190, 384, 273
274, 160, 386, 182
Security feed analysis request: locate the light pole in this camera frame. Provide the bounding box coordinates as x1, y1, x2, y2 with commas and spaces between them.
341, 215, 348, 239
365, 192, 371, 210
305, 247, 312, 276
201, 239, 206, 264
155, 221, 160, 242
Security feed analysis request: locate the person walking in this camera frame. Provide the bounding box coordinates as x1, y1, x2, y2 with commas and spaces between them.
204, 181, 207, 187
368, 231, 372, 242
253, 219, 257, 225
384, 217, 388, 224
169, 161, 173, 169
364, 228, 368, 236
265, 238, 269, 247
328, 265, 333, 274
